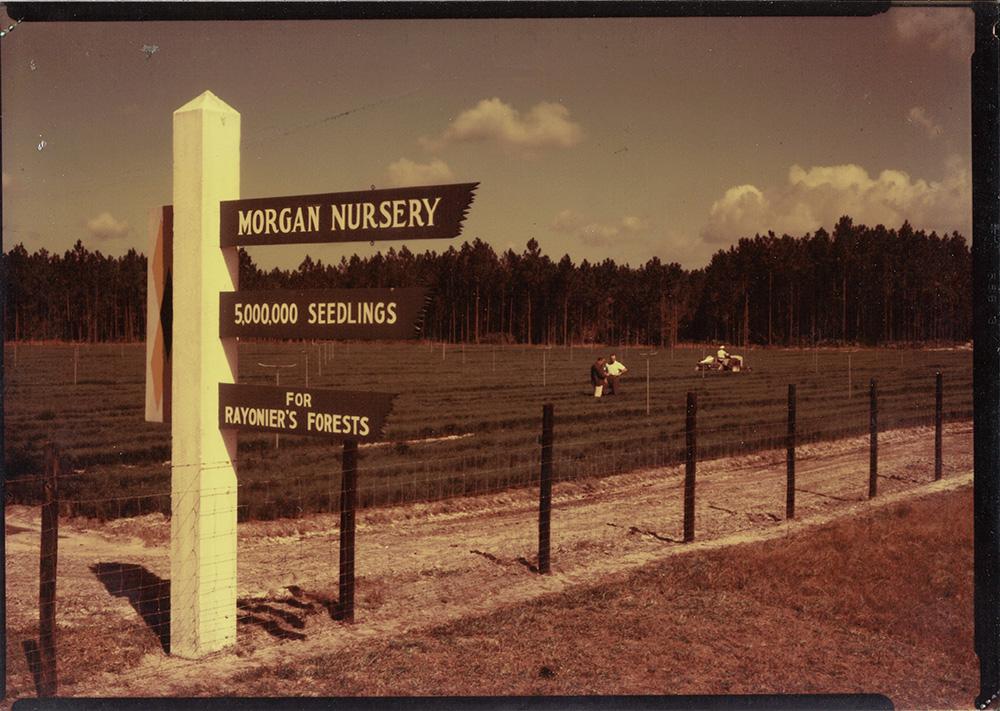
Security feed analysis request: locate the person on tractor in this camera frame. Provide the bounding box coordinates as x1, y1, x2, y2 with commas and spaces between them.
717, 345, 730, 368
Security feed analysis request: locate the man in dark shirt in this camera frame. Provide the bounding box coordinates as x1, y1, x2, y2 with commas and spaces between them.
590, 357, 608, 398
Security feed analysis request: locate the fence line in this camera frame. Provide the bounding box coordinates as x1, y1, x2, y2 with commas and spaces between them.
6, 374, 968, 699
5, 421, 965, 518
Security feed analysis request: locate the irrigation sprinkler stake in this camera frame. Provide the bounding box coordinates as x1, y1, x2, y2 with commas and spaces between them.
257, 362, 298, 448
646, 358, 650, 416
848, 353, 852, 400
935, 371, 943, 480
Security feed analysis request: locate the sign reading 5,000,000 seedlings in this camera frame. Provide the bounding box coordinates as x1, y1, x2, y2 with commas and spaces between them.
219, 287, 428, 340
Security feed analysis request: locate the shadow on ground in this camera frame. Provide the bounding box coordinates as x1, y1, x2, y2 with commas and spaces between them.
238, 585, 347, 638
90, 563, 348, 647
90, 562, 170, 653
21, 639, 42, 696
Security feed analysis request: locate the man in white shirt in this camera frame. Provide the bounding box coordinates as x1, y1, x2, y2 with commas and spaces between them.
605, 353, 628, 394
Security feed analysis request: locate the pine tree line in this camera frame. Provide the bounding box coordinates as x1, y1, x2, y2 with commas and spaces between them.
3, 216, 971, 345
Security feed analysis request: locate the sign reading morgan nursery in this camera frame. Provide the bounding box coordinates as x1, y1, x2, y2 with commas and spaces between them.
220, 183, 478, 247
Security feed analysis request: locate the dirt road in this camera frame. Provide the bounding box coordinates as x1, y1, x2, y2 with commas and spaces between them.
4, 422, 973, 699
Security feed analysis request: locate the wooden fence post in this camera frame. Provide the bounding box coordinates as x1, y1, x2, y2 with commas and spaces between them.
935, 371, 943, 480
869, 378, 878, 499
786, 383, 796, 519
39, 444, 60, 696
339, 440, 358, 622
684, 392, 697, 543
538, 404, 554, 574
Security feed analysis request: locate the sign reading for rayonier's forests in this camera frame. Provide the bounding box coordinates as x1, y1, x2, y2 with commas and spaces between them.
219, 182, 478, 247
219, 383, 395, 442
219, 287, 428, 340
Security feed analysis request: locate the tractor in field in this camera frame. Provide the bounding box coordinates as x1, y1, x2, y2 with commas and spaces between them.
696, 351, 747, 373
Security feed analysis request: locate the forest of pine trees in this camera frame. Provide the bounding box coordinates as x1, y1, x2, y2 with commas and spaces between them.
2, 216, 971, 346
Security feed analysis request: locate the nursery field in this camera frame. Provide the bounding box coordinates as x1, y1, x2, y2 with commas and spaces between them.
3, 341, 972, 521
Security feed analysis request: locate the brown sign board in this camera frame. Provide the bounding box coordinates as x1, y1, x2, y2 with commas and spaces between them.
219, 287, 428, 340
219, 182, 478, 247
219, 383, 395, 442
145, 205, 173, 423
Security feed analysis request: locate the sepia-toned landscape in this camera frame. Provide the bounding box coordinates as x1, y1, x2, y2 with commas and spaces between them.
2, 5, 982, 708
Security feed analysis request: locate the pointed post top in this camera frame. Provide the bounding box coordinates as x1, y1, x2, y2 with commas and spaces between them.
174, 90, 239, 116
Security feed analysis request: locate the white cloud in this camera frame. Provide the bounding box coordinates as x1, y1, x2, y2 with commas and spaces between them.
551, 209, 583, 232
86, 212, 130, 241
385, 157, 454, 187
700, 159, 970, 245
552, 210, 652, 247
702, 185, 770, 244
891, 7, 973, 61
422, 98, 583, 151
907, 106, 943, 139
622, 215, 649, 232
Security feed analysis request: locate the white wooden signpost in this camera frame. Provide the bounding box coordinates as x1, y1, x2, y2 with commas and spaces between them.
169, 91, 241, 658
146, 90, 475, 657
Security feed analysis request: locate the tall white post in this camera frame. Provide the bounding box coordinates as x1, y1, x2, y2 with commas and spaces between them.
170, 91, 240, 658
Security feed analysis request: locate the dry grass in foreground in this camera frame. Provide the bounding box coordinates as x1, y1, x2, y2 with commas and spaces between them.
216, 485, 975, 708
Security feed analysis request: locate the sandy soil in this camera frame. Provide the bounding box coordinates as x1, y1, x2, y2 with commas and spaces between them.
4, 421, 973, 699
